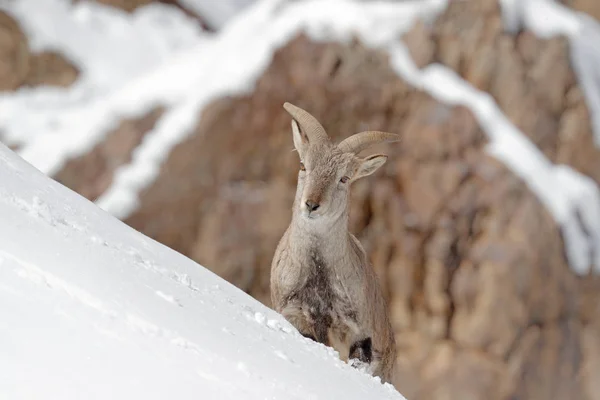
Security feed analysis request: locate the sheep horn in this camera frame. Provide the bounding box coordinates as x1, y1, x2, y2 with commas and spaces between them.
283, 102, 330, 144
338, 131, 401, 154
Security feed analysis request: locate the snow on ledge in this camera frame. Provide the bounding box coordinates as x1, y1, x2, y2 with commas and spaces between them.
499, 0, 600, 147
0, 142, 405, 399
388, 48, 600, 275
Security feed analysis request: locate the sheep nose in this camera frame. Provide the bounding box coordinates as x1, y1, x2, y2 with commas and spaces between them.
305, 200, 320, 212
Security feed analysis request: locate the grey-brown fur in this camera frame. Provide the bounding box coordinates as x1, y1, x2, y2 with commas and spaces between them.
270, 102, 399, 383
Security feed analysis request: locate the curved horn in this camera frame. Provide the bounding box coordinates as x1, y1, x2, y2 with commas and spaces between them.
283, 102, 329, 144
338, 131, 401, 154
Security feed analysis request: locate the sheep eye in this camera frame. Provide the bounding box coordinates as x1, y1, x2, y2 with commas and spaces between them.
300, 162, 306, 172
340, 176, 349, 183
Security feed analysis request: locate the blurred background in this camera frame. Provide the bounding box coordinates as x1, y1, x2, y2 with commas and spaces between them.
1, 0, 600, 398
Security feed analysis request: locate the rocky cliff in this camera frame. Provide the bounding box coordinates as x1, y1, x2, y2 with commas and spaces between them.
1, 1, 600, 399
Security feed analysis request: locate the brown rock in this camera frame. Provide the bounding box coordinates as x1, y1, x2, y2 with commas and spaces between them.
417, 342, 512, 400
433, 0, 503, 91
24, 51, 79, 87
557, 90, 600, 184
0, 12, 79, 91
581, 322, 600, 400
431, 0, 600, 187
525, 37, 573, 115
191, 179, 292, 305
403, 19, 435, 69
508, 321, 584, 399
578, 275, 600, 400
562, 0, 600, 21
0, 11, 30, 91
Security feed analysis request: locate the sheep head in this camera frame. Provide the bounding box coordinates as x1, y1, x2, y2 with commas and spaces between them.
283, 102, 400, 223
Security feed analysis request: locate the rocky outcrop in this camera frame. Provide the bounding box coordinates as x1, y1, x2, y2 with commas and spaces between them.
404, 0, 600, 185
0, 11, 79, 91
562, 0, 600, 21
116, 34, 597, 399
25, 51, 79, 88
0, 11, 30, 91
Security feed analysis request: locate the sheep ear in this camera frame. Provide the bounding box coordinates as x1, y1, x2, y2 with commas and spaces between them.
354, 154, 387, 180
291, 119, 309, 158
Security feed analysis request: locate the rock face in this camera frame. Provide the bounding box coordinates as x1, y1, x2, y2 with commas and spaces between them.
407, 0, 600, 184
4, 0, 600, 399
119, 33, 599, 399
0, 11, 79, 91
24, 51, 79, 88
0, 11, 30, 91
562, 0, 600, 21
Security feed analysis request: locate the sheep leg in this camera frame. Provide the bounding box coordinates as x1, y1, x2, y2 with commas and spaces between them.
349, 337, 372, 364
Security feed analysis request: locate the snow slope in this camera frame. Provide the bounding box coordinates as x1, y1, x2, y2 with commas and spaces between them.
0, 143, 404, 399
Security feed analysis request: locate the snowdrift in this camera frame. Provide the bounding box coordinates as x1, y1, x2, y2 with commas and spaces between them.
0, 143, 404, 399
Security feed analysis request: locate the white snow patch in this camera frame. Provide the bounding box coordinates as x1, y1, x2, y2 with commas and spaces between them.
156, 290, 183, 307
0, 0, 205, 172
178, 0, 257, 30
499, 0, 600, 146
0, 142, 405, 399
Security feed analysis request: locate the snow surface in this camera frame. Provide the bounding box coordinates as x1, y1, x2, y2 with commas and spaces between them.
0, 142, 405, 399
179, 0, 256, 30
499, 0, 600, 147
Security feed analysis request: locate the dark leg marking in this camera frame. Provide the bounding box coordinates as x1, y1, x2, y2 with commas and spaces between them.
349, 337, 372, 364
301, 332, 316, 342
